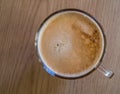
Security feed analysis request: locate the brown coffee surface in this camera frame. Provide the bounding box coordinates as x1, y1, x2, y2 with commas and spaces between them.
40, 12, 103, 76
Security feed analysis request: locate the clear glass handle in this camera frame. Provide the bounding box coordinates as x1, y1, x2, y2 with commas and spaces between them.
97, 65, 114, 78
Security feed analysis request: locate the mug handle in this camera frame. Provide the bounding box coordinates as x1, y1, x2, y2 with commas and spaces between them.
97, 64, 114, 78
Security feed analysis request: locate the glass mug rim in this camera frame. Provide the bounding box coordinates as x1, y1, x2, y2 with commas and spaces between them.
35, 8, 106, 79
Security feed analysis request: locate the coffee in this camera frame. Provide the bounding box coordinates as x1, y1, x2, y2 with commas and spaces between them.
38, 11, 104, 77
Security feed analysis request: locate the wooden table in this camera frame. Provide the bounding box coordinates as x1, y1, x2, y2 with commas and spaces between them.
0, 0, 120, 94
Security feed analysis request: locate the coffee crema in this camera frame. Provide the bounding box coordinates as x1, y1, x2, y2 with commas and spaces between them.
38, 11, 104, 77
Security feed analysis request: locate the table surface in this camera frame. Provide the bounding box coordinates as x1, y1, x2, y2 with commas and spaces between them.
0, 0, 120, 94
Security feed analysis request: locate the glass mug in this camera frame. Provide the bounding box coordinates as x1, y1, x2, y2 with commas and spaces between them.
35, 9, 114, 79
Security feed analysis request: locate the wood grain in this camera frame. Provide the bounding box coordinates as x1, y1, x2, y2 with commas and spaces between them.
0, 0, 120, 94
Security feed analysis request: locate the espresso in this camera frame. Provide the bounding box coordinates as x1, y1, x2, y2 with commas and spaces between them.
38, 12, 103, 77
